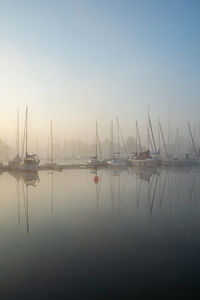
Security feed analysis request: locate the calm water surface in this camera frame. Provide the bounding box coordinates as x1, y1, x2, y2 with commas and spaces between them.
0, 167, 200, 299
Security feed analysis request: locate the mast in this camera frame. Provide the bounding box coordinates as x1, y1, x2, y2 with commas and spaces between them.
158, 119, 160, 158
136, 120, 142, 152
50, 120, 53, 163
17, 110, 19, 155
135, 121, 138, 154
147, 122, 149, 152
188, 122, 197, 155
173, 128, 179, 157
116, 118, 120, 155
95, 121, 98, 159
117, 117, 128, 159
148, 130, 154, 155
158, 119, 169, 158
25, 106, 28, 157
147, 105, 150, 151
177, 128, 180, 158
148, 113, 158, 159
96, 123, 103, 160
168, 110, 171, 155
110, 120, 114, 159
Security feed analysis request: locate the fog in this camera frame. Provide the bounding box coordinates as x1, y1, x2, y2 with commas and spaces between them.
0, 107, 198, 163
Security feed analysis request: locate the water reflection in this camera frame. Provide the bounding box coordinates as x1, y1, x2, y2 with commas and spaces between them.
9, 171, 40, 234
0, 167, 200, 298
5, 167, 200, 232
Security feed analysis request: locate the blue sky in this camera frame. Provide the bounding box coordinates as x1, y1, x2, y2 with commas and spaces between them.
0, 0, 200, 144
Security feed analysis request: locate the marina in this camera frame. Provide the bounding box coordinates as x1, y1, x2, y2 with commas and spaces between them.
2, 107, 200, 173
1, 1, 200, 297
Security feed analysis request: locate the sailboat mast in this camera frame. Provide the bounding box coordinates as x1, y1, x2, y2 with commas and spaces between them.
97, 131, 103, 160
136, 120, 142, 152
110, 120, 114, 159
188, 122, 197, 155
147, 105, 150, 151
17, 110, 19, 155
135, 121, 138, 154
148, 113, 158, 159
177, 128, 180, 158
50, 120, 53, 163
117, 117, 128, 159
116, 117, 120, 154
173, 128, 179, 157
25, 106, 28, 156
158, 119, 169, 158
168, 110, 171, 155
95, 122, 98, 159
158, 119, 160, 158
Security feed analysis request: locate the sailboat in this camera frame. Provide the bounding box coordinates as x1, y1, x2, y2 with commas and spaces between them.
8, 110, 22, 170
107, 118, 129, 167
186, 122, 200, 165
19, 107, 40, 172
130, 150, 159, 167
130, 117, 159, 168
87, 122, 106, 167
159, 120, 190, 166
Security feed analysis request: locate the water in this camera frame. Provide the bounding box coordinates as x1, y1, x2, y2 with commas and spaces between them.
0, 167, 200, 299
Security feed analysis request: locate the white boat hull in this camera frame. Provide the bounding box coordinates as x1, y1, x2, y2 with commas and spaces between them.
107, 160, 128, 167
131, 159, 159, 168
87, 159, 106, 167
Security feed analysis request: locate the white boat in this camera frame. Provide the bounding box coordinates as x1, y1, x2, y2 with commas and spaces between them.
19, 107, 40, 172
87, 122, 106, 167
88, 155, 106, 167
130, 150, 159, 168
107, 159, 128, 167
107, 118, 129, 168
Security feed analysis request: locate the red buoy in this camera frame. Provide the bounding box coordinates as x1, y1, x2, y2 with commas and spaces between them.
94, 175, 99, 184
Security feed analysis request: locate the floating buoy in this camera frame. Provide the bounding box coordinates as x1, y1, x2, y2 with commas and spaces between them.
94, 175, 99, 184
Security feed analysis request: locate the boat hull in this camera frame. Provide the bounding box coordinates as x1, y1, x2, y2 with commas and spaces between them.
161, 160, 190, 167
130, 159, 159, 168
87, 159, 107, 168
107, 160, 128, 167
19, 158, 40, 172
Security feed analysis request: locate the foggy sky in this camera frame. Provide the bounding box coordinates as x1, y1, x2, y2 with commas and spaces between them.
0, 0, 200, 150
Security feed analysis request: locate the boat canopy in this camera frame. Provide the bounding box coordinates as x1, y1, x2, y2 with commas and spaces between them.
135, 150, 151, 160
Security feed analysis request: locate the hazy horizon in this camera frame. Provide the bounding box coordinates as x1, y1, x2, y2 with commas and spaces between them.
1, 0, 200, 154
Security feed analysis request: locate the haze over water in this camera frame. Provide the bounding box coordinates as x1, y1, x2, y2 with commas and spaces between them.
0, 167, 200, 299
